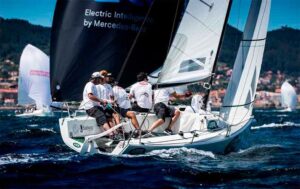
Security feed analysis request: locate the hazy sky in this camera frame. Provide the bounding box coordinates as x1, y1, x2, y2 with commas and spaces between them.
0, 0, 299, 30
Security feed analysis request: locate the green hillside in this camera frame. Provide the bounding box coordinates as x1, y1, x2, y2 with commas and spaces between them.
220, 25, 300, 76
0, 17, 50, 63
0, 17, 299, 75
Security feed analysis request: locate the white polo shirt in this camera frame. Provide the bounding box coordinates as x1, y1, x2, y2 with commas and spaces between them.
130, 81, 153, 109
113, 86, 131, 109
81, 81, 98, 110
95, 84, 106, 100
103, 83, 114, 100
154, 88, 175, 105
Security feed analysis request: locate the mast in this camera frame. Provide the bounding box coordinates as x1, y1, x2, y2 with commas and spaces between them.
203, 0, 233, 110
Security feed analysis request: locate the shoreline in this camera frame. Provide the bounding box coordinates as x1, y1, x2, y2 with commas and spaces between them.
0, 106, 23, 110
0, 106, 297, 111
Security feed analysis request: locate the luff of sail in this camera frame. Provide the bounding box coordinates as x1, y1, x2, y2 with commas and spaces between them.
281, 81, 297, 110
220, 0, 271, 125
18, 44, 52, 110
157, 0, 231, 87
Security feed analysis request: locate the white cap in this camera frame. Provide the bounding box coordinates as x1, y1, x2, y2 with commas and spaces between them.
91, 72, 103, 79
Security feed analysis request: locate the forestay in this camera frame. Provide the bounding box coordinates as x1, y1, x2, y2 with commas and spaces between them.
157, 0, 231, 87
18, 44, 52, 109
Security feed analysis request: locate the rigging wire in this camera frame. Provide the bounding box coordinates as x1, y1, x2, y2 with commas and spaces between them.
156, 0, 181, 86
167, 0, 181, 52
203, 0, 233, 109
116, 0, 156, 83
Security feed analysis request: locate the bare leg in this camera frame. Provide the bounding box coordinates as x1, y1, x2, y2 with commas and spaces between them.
113, 113, 120, 125
102, 123, 111, 131
107, 119, 114, 128
126, 111, 140, 130
166, 110, 180, 130
102, 123, 114, 137
107, 119, 118, 134
148, 119, 165, 132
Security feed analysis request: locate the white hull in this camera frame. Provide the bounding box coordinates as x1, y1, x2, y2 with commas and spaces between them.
16, 109, 54, 117
59, 111, 253, 156
278, 107, 296, 112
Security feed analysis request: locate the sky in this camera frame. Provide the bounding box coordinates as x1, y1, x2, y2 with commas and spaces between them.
0, 0, 299, 30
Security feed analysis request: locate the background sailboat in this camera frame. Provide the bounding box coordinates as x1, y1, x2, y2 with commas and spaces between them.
280, 81, 298, 111
17, 44, 53, 117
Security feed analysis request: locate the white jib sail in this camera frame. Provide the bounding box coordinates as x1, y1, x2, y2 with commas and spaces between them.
220, 0, 271, 125
281, 81, 297, 110
18, 44, 52, 110
157, 0, 231, 86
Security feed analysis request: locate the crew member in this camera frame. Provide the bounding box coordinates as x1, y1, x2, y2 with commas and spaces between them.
112, 78, 140, 134
81, 72, 112, 135
129, 72, 153, 112
143, 87, 190, 137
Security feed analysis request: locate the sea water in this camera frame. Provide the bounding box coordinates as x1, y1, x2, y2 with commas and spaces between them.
0, 109, 299, 188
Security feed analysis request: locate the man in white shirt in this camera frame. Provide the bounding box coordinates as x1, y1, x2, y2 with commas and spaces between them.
143, 87, 188, 137
112, 79, 140, 131
99, 70, 114, 101
129, 72, 153, 113
81, 72, 111, 133
96, 70, 119, 127
184, 93, 207, 114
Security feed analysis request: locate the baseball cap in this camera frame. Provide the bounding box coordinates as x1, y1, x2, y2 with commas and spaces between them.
91, 72, 103, 79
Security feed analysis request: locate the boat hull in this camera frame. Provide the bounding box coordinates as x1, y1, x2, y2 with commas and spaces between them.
16, 109, 54, 117
59, 113, 253, 156
114, 119, 252, 155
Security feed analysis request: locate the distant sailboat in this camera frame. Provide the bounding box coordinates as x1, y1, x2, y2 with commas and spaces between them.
17, 44, 53, 117
281, 81, 298, 111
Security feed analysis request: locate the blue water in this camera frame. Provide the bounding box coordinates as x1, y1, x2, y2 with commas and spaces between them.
0, 109, 300, 188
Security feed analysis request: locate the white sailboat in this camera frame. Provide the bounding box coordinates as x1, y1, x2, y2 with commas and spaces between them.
58, 0, 271, 155
280, 81, 298, 111
17, 44, 54, 117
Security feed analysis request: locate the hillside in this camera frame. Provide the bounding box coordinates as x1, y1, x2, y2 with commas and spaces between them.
0, 17, 50, 63
220, 25, 300, 76
0, 17, 299, 75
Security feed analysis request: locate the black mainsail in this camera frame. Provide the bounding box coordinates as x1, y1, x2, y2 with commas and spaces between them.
50, 0, 186, 101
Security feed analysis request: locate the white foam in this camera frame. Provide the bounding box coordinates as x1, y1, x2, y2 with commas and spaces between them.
237, 144, 283, 154
15, 128, 57, 134
16, 129, 31, 133
147, 147, 215, 159
27, 124, 39, 127
40, 128, 57, 133
251, 122, 300, 130
254, 109, 279, 113
0, 153, 77, 165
